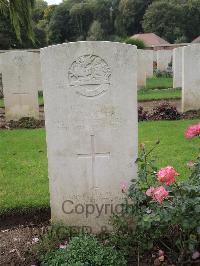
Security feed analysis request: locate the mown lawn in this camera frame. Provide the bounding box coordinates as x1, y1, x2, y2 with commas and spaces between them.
0, 119, 199, 215
138, 76, 181, 102
143, 76, 173, 90
138, 88, 181, 101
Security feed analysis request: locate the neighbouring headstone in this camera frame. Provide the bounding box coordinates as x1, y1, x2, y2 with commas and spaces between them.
157, 50, 172, 71
182, 44, 200, 112
40, 42, 138, 233
145, 50, 154, 78
173, 47, 183, 88
1, 51, 39, 121
137, 50, 153, 88
137, 51, 146, 88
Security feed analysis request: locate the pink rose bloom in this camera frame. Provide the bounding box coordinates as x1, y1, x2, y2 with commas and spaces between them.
146, 187, 155, 196
120, 180, 128, 193
152, 186, 169, 203
185, 123, 200, 139
156, 166, 179, 186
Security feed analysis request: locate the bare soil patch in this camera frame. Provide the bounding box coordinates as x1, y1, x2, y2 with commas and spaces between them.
0, 224, 49, 266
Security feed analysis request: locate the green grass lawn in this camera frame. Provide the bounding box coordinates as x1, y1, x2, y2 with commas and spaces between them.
138, 76, 182, 102
143, 76, 173, 90
0, 119, 199, 216
138, 88, 181, 101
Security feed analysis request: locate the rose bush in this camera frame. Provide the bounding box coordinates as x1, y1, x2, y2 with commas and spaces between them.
112, 122, 200, 264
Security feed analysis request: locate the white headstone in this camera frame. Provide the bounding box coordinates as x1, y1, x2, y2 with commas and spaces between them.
137, 50, 153, 88
1, 51, 39, 121
137, 51, 146, 88
40, 42, 138, 233
145, 50, 154, 78
173, 47, 183, 88
182, 44, 200, 112
157, 50, 172, 71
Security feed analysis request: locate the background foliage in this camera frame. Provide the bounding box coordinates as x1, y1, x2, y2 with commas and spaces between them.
0, 0, 200, 48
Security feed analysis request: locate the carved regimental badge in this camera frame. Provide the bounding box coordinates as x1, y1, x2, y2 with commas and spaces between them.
68, 55, 111, 97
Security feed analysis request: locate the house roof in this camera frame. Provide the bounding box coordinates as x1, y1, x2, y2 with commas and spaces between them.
192, 36, 200, 43
130, 33, 170, 47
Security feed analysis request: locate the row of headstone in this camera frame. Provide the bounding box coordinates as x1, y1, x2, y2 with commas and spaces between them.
0, 42, 200, 232
1, 44, 200, 120
0, 47, 153, 120
137, 49, 173, 89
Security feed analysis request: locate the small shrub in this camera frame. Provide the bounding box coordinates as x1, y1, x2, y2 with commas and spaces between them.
138, 106, 149, 121
150, 102, 181, 120
124, 37, 146, 49
7, 117, 44, 129
155, 69, 172, 78
36, 225, 74, 261
41, 234, 127, 266
38, 90, 43, 97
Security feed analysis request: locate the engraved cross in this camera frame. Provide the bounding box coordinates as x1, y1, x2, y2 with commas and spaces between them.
77, 135, 110, 189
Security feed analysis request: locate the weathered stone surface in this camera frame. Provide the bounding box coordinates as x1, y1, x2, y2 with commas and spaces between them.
1, 51, 39, 121
40, 42, 138, 232
173, 47, 183, 88
28, 51, 43, 91
182, 44, 200, 112
157, 50, 172, 71
153, 50, 157, 62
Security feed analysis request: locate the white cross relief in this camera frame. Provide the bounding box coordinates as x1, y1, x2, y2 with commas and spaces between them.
77, 135, 110, 189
